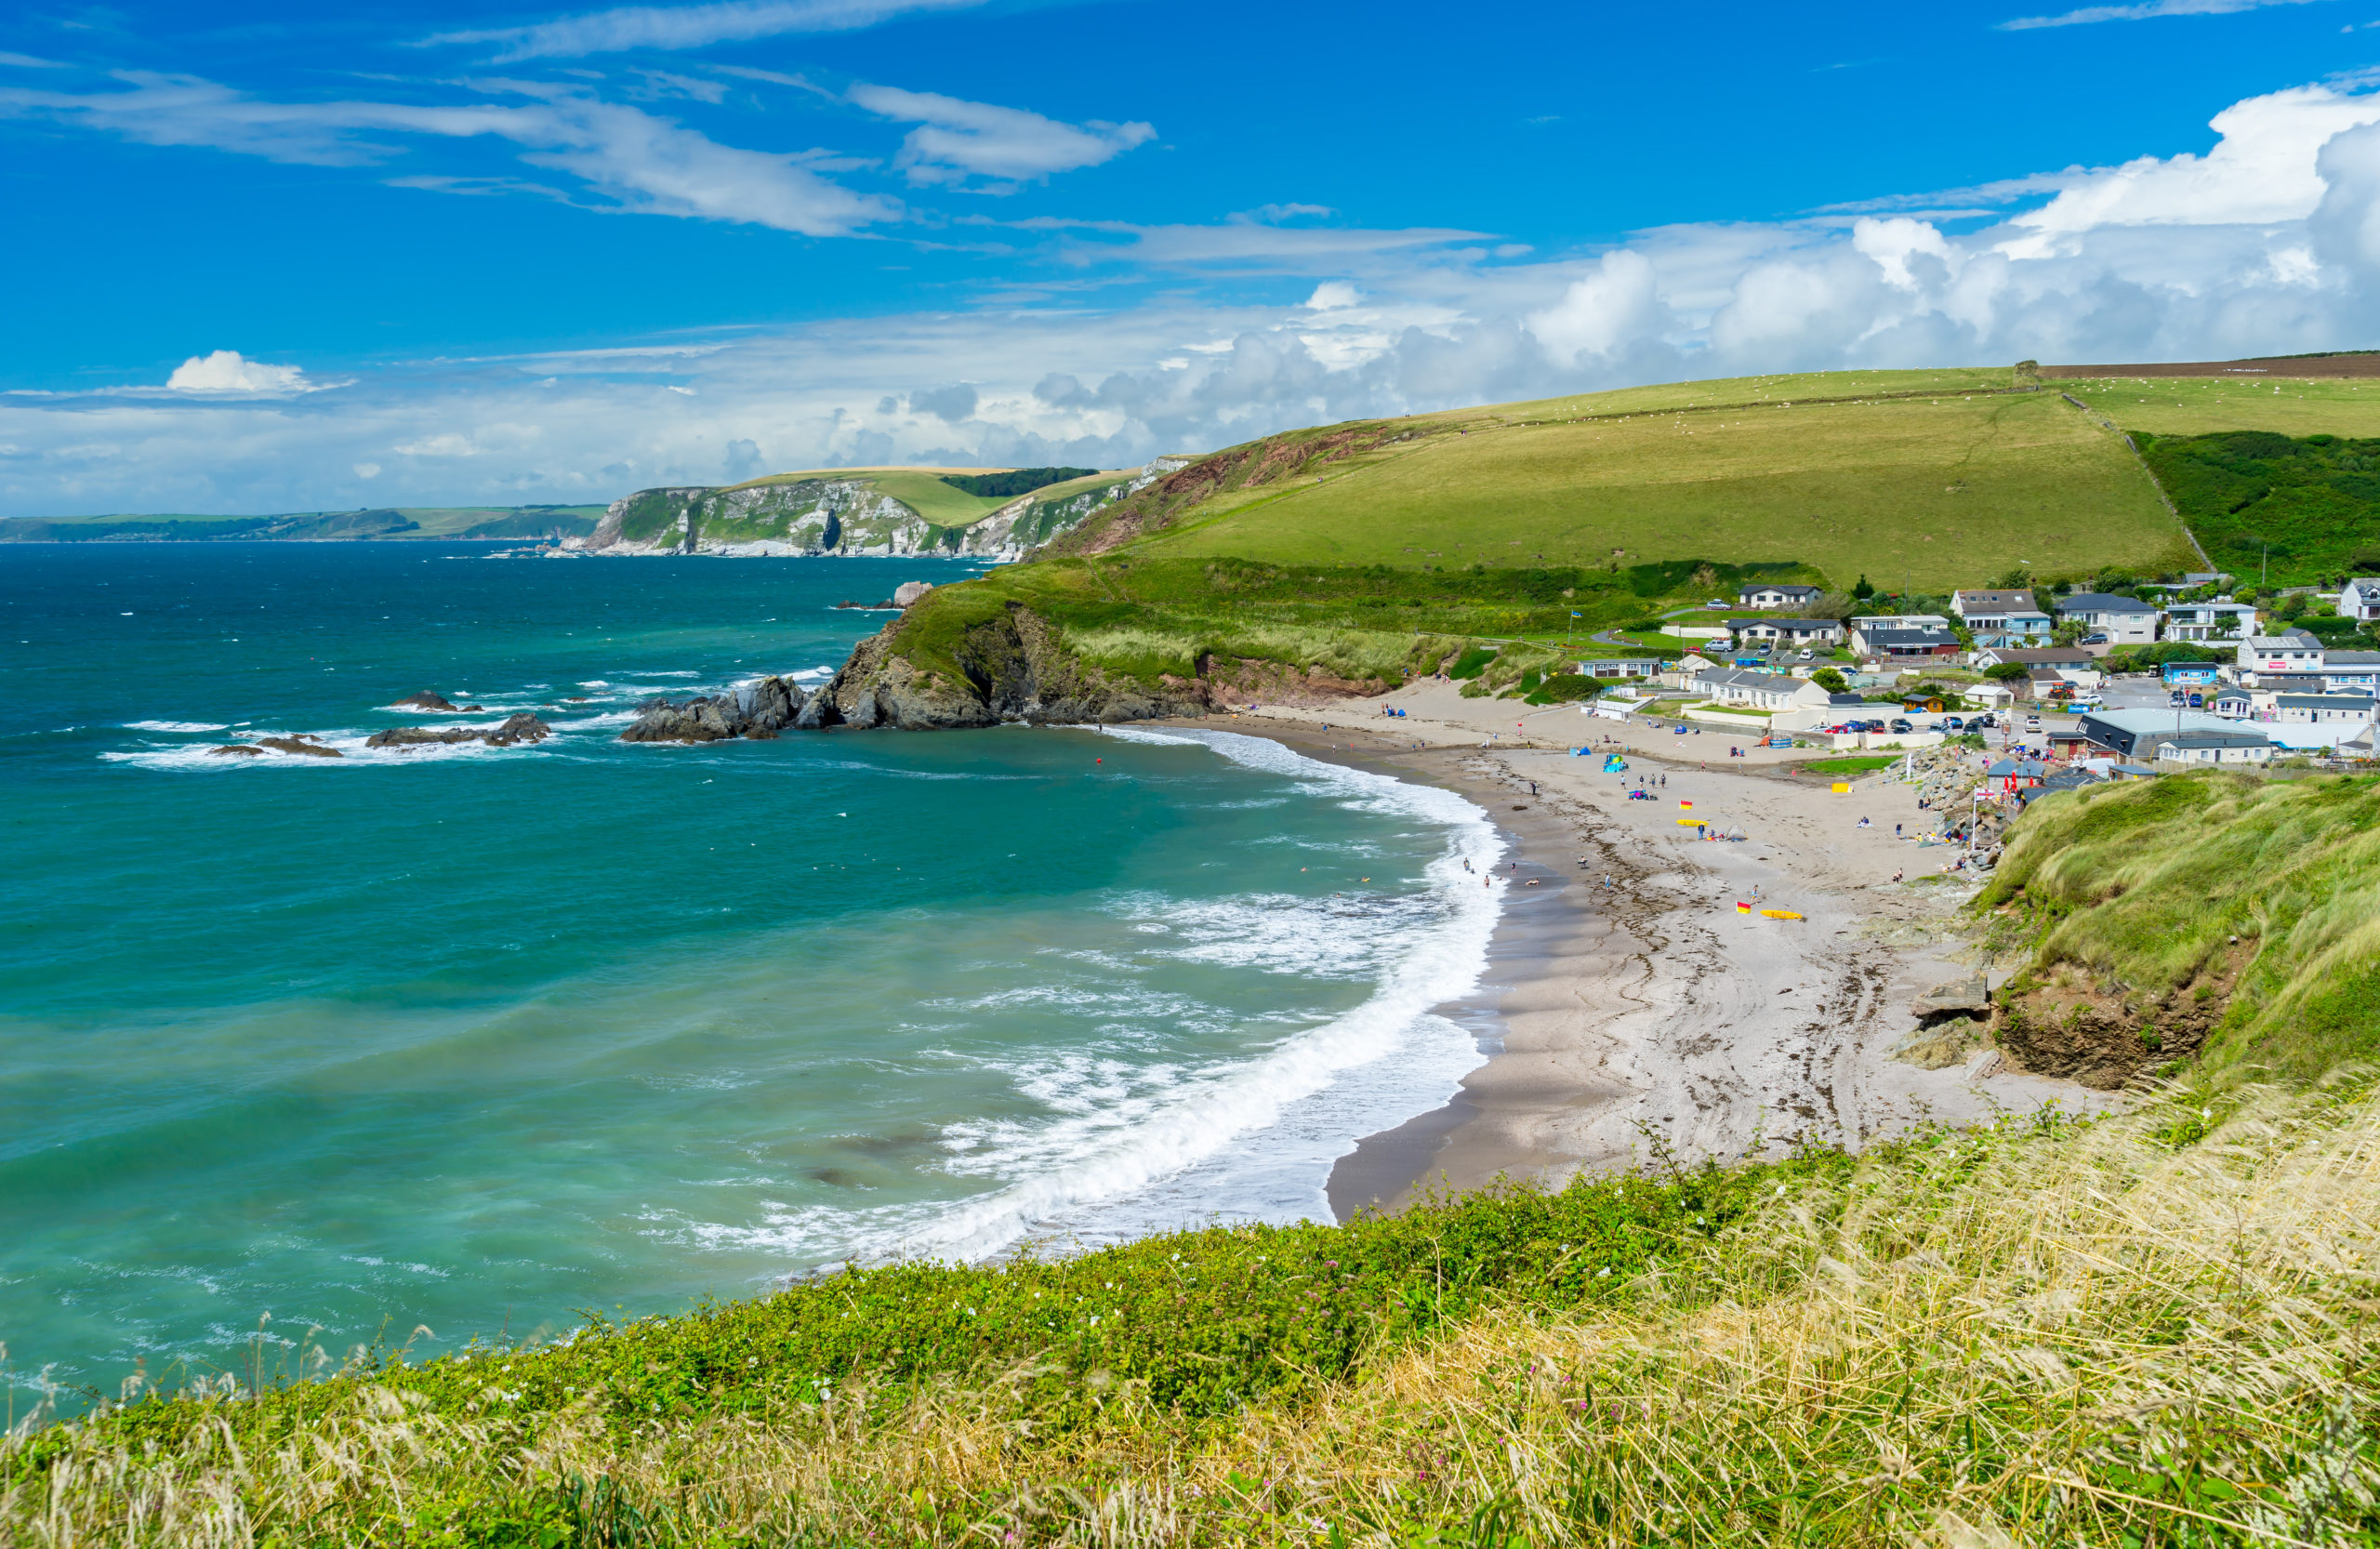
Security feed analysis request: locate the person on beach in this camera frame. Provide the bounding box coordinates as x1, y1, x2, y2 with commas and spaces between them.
1858, 815, 1871, 827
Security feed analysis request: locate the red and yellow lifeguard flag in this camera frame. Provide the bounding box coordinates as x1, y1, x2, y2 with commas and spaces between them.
1736, 901, 1752, 914
1679, 798, 1693, 810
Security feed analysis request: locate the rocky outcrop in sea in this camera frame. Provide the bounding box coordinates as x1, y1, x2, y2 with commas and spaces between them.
620, 676, 806, 742
367, 713, 552, 749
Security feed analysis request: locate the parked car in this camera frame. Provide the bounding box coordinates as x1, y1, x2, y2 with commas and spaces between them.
1972, 713, 1997, 729
1943, 715, 1965, 730
1889, 719, 1914, 735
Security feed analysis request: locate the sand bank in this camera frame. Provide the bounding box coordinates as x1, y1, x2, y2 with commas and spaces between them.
1157, 682, 2106, 1219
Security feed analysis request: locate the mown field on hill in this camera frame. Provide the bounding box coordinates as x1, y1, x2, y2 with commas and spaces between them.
1086, 372, 2195, 594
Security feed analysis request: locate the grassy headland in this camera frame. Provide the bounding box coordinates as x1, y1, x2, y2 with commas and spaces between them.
879, 553, 1805, 703
0, 506, 606, 543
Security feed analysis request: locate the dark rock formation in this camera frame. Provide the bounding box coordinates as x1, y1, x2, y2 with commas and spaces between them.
800, 603, 1205, 731
483, 712, 550, 746
393, 691, 459, 710
258, 736, 342, 758
620, 675, 806, 743
365, 713, 551, 749
209, 744, 263, 758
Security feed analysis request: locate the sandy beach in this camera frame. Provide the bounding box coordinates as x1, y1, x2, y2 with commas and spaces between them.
1157, 678, 2107, 1219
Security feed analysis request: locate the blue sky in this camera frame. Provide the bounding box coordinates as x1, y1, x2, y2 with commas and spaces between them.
8, 0, 2380, 513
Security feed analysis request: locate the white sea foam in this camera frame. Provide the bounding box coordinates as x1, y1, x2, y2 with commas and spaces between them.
102, 724, 562, 770
124, 720, 231, 734
677, 725, 1506, 1268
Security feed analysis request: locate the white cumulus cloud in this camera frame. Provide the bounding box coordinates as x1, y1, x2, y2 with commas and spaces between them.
2002, 84, 2380, 257
165, 351, 324, 394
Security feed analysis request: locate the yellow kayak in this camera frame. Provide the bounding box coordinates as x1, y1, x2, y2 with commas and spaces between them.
1761, 909, 1804, 920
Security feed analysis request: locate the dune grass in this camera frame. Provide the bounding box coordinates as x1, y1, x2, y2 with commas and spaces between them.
8, 1079, 2375, 1546
1980, 769, 2380, 1082
1129, 391, 2191, 593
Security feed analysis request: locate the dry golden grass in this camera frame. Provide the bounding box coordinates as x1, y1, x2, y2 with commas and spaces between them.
8, 1079, 2377, 1546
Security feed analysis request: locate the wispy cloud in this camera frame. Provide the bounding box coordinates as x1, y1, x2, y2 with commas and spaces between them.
0, 72, 900, 234
422, 0, 991, 60
848, 82, 1153, 188
1011, 210, 1494, 270
2000, 0, 2331, 31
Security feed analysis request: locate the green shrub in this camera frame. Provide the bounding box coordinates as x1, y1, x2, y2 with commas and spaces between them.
1447, 647, 1498, 680
1524, 672, 1605, 705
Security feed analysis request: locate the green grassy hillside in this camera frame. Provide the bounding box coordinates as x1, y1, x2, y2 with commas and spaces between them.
1123, 385, 2188, 592
1980, 769, 2380, 1085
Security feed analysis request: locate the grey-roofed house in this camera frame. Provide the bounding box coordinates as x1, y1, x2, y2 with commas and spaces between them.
2053, 591, 2161, 648
1580, 657, 1665, 680
1972, 644, 2096, 670
1953, 589, 2053, 644
2238, 633, 2325, 675
2322, 650, 2380, 695
1688, 668, 1833, 711
2272, 694, 2379, 724
2340, 577, 2380, 622
1850, 623, 1962, 660
1725, 616, 1845, 647
1953, 589, 2037, 621
2075, 708, 2271, 761
2154, 730, 2277, 766
1738, 583, 1822, 609
2162, 601, 2259, 642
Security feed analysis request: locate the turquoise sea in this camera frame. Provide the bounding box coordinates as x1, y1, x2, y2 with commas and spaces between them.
0, 543, 1501, 1403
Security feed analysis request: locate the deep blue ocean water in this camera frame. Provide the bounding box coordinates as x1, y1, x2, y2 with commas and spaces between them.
0, 543, 1498, 1402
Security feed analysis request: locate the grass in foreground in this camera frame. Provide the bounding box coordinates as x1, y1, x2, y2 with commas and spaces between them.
7, 1081, 2377, 1545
